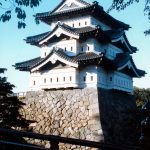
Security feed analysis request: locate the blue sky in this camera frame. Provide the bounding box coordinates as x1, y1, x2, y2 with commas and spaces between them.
0, 0, 149, 92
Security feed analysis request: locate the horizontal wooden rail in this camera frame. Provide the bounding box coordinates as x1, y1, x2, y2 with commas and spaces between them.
0, 128, 140, 150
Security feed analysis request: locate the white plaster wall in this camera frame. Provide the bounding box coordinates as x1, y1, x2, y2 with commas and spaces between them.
29, 66, 133, 92
79, 38, 106, 53
40, 39, 78, 58
79, 66, 98, 88
113, 71, 133, 92
29, 68, 79, 91
106, 44, 123, 60
90, 17, 111, 30
97, 67, 108, 89
51, 16, 91, 29
29, 72, 41, 91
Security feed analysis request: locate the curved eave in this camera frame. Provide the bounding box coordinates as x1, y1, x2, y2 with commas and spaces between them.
117, 57, 146, 78
31, 49, 78, 72
112, 33, 137, 54
25, 23, 99, 46
14, 57, 41, 72
39, 23, 80, 45
35, 3, 129, 30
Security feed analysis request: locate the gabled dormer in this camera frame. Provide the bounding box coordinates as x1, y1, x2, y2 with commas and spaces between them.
51, 0, 91, 13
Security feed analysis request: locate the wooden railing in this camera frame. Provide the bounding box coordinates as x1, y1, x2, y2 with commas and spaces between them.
0, 128, 140, 150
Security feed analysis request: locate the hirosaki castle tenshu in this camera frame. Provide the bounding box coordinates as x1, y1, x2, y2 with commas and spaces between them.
15, 0, 145, 93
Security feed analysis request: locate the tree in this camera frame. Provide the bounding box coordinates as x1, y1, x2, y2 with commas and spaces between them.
0, 68, 14, 97
0, 68, 29, 128
109, 0, 150, 35
134, 87, 150, 107
0, 0, 42, 28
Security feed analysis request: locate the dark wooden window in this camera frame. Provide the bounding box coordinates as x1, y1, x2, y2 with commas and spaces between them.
83, 76, 86, 81
110, 77, 112, 81
50, 78, 52, 82
88, 46, 90, 51
71, 47, 73, 51
81, 47, 84, 51
79, 22, 81, 26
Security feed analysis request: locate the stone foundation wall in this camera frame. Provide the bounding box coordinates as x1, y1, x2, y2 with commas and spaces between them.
18, 88, 137, 149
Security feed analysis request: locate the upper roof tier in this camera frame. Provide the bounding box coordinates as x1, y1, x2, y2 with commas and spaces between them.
25, 23, 136, 54
35, 0, 130, 30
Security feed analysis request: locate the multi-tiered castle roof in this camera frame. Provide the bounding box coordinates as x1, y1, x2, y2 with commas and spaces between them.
14, 0, 145, 92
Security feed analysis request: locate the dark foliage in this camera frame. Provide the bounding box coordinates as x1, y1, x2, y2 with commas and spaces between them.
110, 0, 150, 35
0, 68, 30, 129
0, 0, 42, 28
134, 87, 150, 107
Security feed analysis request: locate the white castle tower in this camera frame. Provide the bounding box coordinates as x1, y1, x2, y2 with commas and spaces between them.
14, 0, 145, 92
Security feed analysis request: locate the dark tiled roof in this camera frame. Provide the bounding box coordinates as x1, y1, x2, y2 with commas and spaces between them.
35, 3, 129, 30
14, 57, 42, 71
123, 34, 137, 53
25, 31, 50, 45
14, 48, 105, 71
114, 53, 146, 77
25, 23, 96, 46
104, 28, 125, 40
114, 52, 131, 68
73, 52, 103, 62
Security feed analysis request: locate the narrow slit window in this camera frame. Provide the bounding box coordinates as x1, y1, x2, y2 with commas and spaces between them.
50, 78, 52, 83
81, 47, 84, 51
71, 47, 73, 51
33, 81, 36, 85
88, 46, 90, 51
91, 76, 93, 81
63, 77, 65, 82
73, 23, 74, 27
83, 76, 86, 82
65, 47, 66, 51
45, 52, 46, 56
57, 77, 59, 82
110, 77, 112, 81
85, 21, 87, 25
70, 76, 72, 81
79, 22, 80, 26
44, 78, 46, 83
